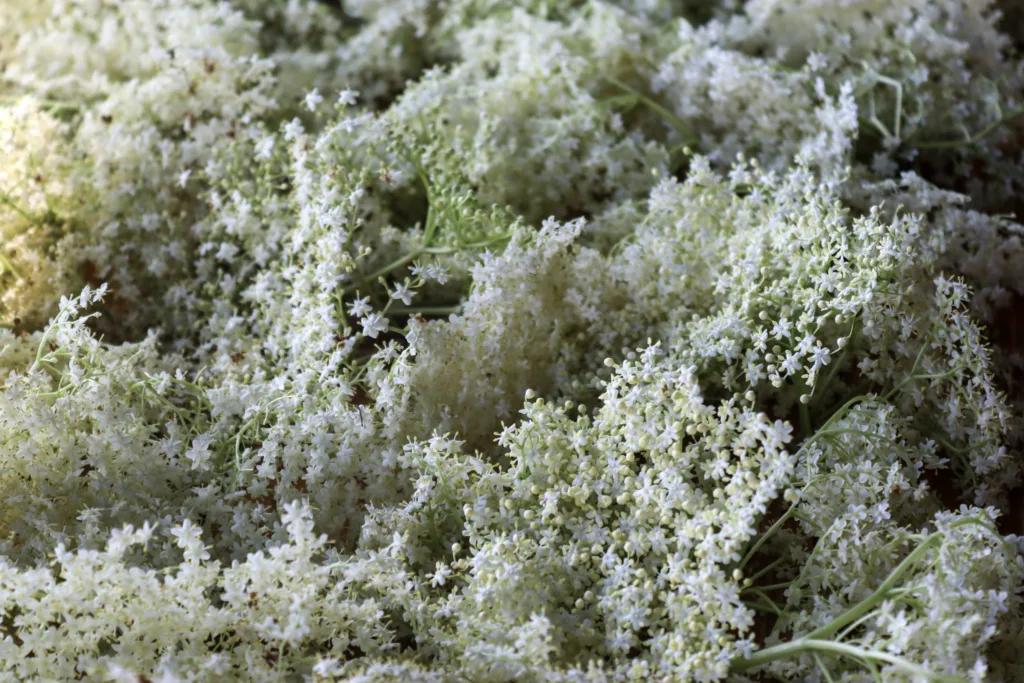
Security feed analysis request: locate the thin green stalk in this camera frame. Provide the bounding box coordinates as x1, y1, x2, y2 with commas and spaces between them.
747, 588, 783, 616
747, 600, 785, 615
813, 653, 837, 683
884, 325, 938, 401
0, 251, 22, 280
804, 533, 939, 641
809, 428, 904, 449
389, 305, 460, 317
745, 555, 787, 584
814, 318, 858, 395
731, 639, 965, 681
0, 190, 37, 224
913, 107, 1024, 150
804, 517, 989, 643
835, 610, 884, 642
362, 248, 426, 286
799, 400, 812, 439
604, 74, 697, 146
30, 327, 57, 374
801, 394, 871, 448
739, 505, 796, 570
745, 575, 818, 593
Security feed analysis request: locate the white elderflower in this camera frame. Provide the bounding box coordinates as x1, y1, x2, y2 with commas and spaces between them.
391, 281, 414, 306
284, 117, 305, 141
360, 312, 389, 338
304, 88, 324, 112
806, 51, 828, 72
348, 296, 372, 318
255, 135, 276, 160
185, 434, 216, 471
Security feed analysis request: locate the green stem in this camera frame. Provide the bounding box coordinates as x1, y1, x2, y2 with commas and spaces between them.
745, 555, 787, 584
30, 327, 56, 374
731, 639, 965, 681
884, 369, 959, 402
815, 319, 858, 394
745, 575, 821, 593
801, 394, 871, 448
813, 653, 837, 683
389, 305, 460, 316
746, 588, 783, 616
809, 428, 905, 450
0, 190, 37, 224
747, 600, 785, 615
799, 401, 812, 439
739, 505, 796, 571
836, 609, 886, 642
804, 533, 939, 641
362, 248, 426, 287
604, 74, 697, 146
0, 250, 22, 280
797, 517, 988, 644
913, 107, 1024, 150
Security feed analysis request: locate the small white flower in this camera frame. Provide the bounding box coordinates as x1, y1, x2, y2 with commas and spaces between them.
809, 345, 832, 371
771, 317, 793, 340
170, 519, 210, 563
185, 434, 215, 471
255, 135, 275, 160
215, 242, 239, 263
765, 420, 794, 450
423, 262, 449, 285
360, 313, 389, 338
178, 169, 192, 188
430, 562, 452, 587
806, 51, 828, 72
348, 296, 372, 318
780, 351, 801, 375
284, 118, 304, 141
391, 282, 414, 306
337, 89, 359, 106
304, 88, 323, 112
313, 659, 343, 677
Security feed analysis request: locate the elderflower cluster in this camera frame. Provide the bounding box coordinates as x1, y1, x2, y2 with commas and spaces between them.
1, 1, 1024, 681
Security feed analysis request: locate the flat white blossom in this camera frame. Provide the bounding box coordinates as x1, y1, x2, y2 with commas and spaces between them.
304, 88, 323, 112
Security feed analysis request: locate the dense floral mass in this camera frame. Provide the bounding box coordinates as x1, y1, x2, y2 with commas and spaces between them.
1, 0, 1024, 680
